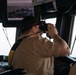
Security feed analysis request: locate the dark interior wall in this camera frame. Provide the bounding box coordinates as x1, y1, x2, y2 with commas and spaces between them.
34, 6, 41, 22
55, 14, 63, 35
0, 0, 7, 22
0, 0, 2, 22
56, 13, 74, 44
59, 14, 73, 43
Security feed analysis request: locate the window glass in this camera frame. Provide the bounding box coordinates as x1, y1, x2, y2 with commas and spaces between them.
0, 23, 16, 56
70, 16, 76, 57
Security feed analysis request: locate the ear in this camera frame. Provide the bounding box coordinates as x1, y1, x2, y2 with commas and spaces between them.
32, 26, 37, 33
32, 26, 36, 33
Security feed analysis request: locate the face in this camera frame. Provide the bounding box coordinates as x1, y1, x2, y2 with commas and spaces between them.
32, 25, 43, 36
36, 25, 40, 32
36, 25, 43, 36
32, 25, 39, 32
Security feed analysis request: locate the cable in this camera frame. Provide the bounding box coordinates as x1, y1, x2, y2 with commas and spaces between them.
2, 28, 11, 48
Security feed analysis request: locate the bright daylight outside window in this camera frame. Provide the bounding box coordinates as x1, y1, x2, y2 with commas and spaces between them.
70, 16, 76, 57
0, 23, 16, 56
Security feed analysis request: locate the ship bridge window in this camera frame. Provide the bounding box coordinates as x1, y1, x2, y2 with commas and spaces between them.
70, 16, 76, 58
0, 23, 16, 56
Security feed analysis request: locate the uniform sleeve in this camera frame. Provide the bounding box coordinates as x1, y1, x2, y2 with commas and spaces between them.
35, 38, 60, 57
44, 39, 60, 57
53, 42, 60, 57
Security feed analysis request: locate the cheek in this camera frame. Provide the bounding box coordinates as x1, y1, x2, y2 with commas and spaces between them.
34, 27, 39, 32
36, 26, 39, 31
38, 26, 40, 30
38, 27, 40, 31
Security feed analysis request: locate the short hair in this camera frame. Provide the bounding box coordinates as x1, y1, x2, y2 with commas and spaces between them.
20, 15, 38, 33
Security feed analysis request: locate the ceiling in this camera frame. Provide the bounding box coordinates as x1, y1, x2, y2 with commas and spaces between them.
0, 0, 76, 27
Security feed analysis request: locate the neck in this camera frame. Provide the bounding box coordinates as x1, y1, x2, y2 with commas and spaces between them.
23, 31, 40, 38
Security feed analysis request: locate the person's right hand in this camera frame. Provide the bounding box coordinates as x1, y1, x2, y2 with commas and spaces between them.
47, 23, 58, 38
